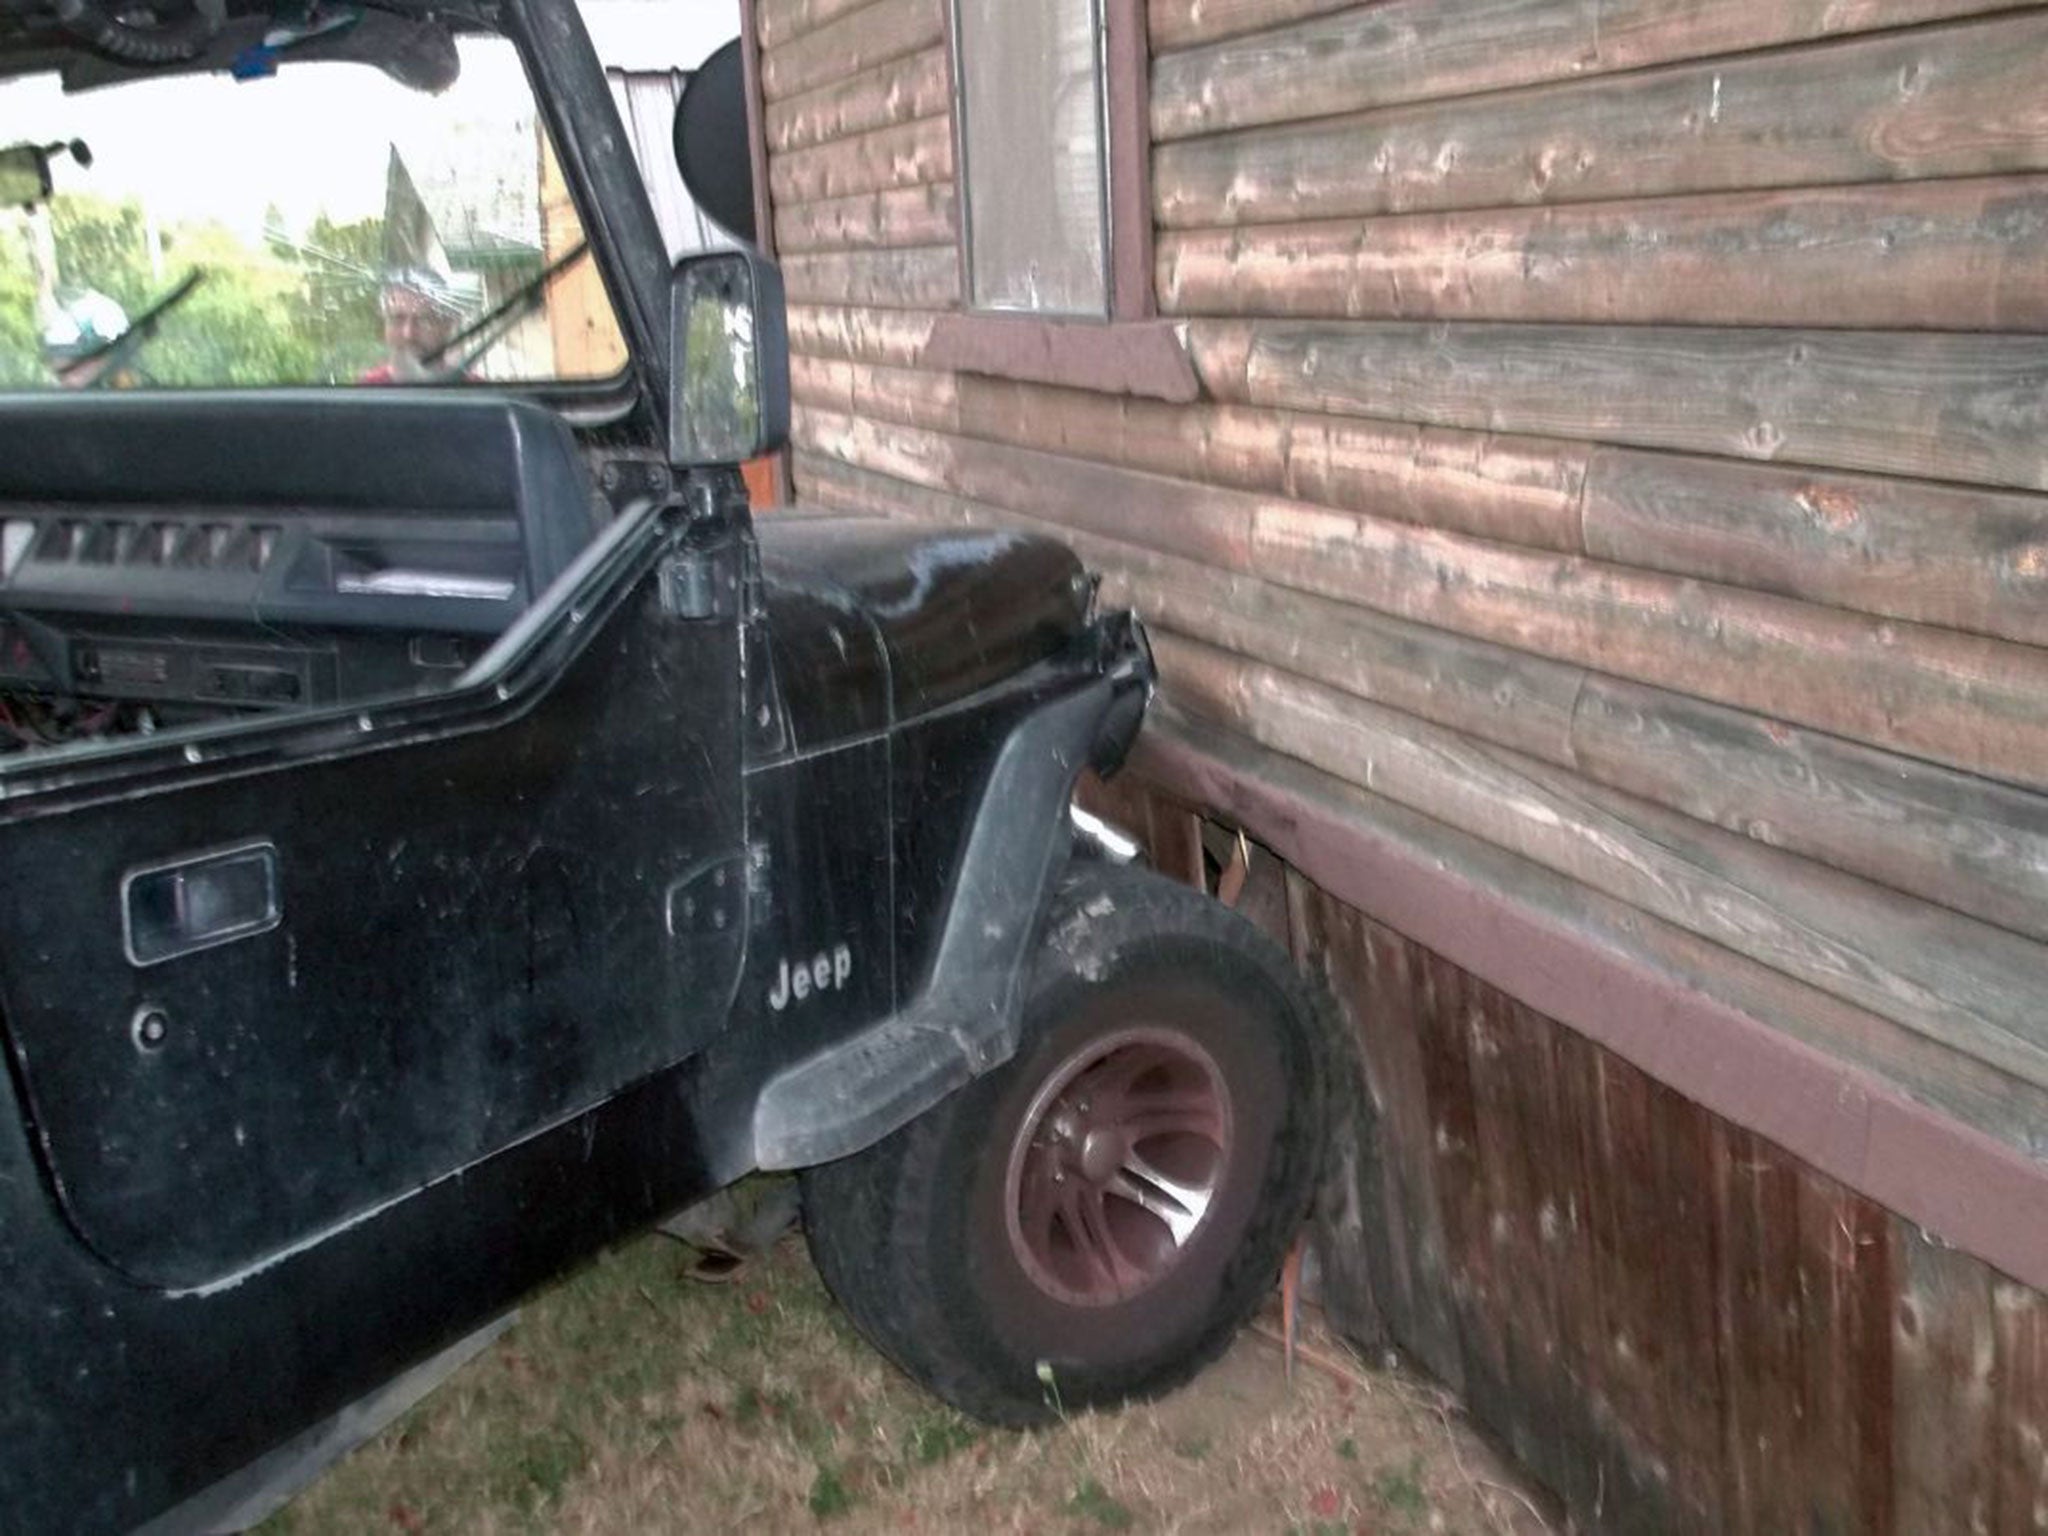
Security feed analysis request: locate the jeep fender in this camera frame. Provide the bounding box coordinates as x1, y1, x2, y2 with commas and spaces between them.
750, 617, 1152, 1168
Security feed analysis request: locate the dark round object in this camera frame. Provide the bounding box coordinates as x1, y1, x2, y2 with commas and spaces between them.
803, 862, 1333, 1425
674, 38, 756, 244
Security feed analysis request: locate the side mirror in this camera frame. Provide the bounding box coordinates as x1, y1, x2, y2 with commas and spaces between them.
1, 139, 89, 211
670, 249, 790, 469
673, 38, 755, 245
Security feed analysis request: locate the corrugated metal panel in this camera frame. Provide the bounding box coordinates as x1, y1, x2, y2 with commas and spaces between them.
605, 68, 734, 258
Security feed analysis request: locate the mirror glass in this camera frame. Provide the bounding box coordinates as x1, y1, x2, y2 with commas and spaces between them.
671, 254, 759, 466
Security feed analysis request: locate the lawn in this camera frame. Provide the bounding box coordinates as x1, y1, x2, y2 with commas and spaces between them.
264, 1222, 1547, 1535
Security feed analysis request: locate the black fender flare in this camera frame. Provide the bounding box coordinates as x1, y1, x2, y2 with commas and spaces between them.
750, 615, 1152, 1169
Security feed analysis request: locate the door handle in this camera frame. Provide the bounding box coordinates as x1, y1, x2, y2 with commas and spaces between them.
123, 841, 280, 966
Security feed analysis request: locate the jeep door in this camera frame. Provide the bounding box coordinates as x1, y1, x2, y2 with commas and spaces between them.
0, 30, 746, 1293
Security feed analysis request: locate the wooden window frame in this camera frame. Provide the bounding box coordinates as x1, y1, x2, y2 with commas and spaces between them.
927, 0, 1197, 402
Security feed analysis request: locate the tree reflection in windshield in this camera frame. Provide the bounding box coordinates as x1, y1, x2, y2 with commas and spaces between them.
0, 33, 624, 390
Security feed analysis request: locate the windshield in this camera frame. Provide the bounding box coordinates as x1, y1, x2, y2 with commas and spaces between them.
0, 32, 627, 390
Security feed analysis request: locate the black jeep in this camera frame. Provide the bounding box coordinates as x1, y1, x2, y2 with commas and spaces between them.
0, 4, 1331, 1530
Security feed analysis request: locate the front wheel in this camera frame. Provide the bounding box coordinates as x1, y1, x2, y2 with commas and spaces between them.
801, 862, 1333, 1424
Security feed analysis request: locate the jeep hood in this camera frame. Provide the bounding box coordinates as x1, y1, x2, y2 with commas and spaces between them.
754, 515, 1091, 731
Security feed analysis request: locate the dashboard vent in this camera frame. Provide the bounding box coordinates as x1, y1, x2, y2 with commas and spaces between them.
32, 518, 281, 573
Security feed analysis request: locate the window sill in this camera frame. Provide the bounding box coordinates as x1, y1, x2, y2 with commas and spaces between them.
923, 314, 1199, 404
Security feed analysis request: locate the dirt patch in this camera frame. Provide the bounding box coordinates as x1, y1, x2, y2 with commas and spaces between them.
265, 1232, 1550, 1535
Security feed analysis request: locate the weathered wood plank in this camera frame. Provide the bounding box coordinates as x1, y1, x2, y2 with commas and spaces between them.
793, 527, 2048, 1151
768, 114, 953, 205
794, 405, 1260, 568
765, 47, 952, 156
790, 347, 2048, 648
798, 405, 2048, 789
1190, 320, 2048, 493
794, 442, 2048, 947
1992, 1279, 2048, 1532
1156, 12, 2048, 228
1600, 1062, 1728, 1527
1134, 696, 2048, 1163
954, 375, 1590, 552
756, 0, 883, 51
1459, 983, 1596, 1510
1158, 178, 2048, 332
1120, 530, 2048, 946
1154, 632, 2048, 1090
1713, 1121, 1807, 1533
1146, 0, 1352, 53
1581, 451, 2048, 651
1799, 1170, 1898, 1532
786, 303, 939, 368
1406, 939, 1507, 1466
1302, 897, 1467, 1389
1150, 0, 2040, 141
790, 352, 961, 426
1893, 1223, 2000, 1533
759, 0, 944, 101
1567, 679, 2048, 949
779, 245, 961, 309
793, 344, 2048, 649
774, 181, 959, 254
1542, 1027, 1624, 1523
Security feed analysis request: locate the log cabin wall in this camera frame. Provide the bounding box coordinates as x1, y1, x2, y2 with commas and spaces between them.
745, 0, 2048, 1525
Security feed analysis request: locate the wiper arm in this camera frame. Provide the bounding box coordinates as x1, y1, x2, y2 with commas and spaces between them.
65, 268, 205, 388
422, 241, 589, 379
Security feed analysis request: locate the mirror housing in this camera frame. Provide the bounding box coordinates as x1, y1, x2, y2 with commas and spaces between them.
673, 39, 756, 245
1, 139, 89, 211
669, 249, 790, 469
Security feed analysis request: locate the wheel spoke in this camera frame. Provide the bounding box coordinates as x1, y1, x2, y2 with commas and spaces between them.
1063, 1182, 1143, 1297
1111, 1149, 1213, 1245
1071, 1043, 1176, 1118
1017, 1153, 1062, 1255
1120, 1085, 1226, 1146
1004, 1027, 1237, 1307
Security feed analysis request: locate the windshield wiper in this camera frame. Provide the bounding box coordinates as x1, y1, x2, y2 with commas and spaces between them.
63, 268, 206, 388
422, 241, 590, 380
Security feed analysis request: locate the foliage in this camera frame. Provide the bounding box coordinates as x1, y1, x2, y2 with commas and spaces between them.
0, 229, 40, 389
0, 194, 388, 389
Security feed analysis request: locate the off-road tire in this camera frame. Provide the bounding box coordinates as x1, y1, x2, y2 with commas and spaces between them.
801, 861, 1334, 1425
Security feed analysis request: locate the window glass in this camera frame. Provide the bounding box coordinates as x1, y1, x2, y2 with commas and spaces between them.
0, 32, 626, 390
954, 0, 1107, 317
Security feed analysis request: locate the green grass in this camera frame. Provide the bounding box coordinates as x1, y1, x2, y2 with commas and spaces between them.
807, 1463, 854, 1520
263, 1225, 1519, 1535
1373, 1454, 1430, 1522
1067, 1475, 1136, 1530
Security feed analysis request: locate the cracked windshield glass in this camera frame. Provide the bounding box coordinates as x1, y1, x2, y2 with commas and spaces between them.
0, 24, 626, 390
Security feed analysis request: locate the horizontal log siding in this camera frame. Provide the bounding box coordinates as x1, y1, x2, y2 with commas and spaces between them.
767, 114, 953, 205
756, 0, 890, 52
774, 183, 959, 254
1156, 178, 2048, 331
764, 48, 952, 155
758, 0, 944, 102
787, 346, 2048, 648
1188, 321, 2048, 493
780, 246, 960, 308
1149, 0, 2045, 139
1153, 12, 2048, 228
800, 449, 2048, 1152
793, 447, 2048, 952
763, 16, 2048, 1508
